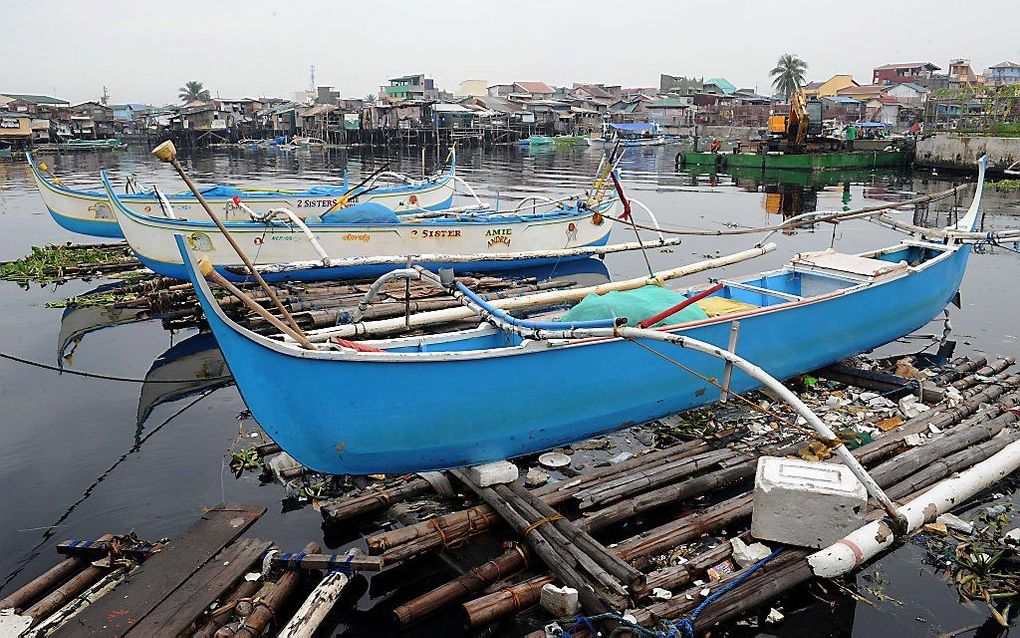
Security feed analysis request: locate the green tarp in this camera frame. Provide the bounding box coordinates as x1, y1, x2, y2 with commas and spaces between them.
559, 285, 708, 327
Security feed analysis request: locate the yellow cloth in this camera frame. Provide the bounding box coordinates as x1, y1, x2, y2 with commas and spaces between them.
695, 297, 759, 317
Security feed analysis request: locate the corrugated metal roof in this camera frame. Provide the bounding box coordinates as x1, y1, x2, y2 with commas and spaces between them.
874, 62, 940, 70
0, 94, 69, 105
514, 81, 555, 94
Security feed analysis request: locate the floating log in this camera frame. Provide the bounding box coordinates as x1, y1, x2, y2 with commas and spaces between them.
320, 477, 433, 523
232, 541, 320, 638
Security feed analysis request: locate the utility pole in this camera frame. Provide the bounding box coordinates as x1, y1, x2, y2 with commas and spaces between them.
309, 65, 316, 91
101, 85, 109, 105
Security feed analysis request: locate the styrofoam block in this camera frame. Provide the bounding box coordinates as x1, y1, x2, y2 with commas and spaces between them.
540, 583, 579, 617
465, 460, 519, 487
751, 456, 867, 549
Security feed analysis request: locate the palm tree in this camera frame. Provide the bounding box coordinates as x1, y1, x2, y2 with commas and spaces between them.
770, 54, 808, 101
178, 81, 211, 103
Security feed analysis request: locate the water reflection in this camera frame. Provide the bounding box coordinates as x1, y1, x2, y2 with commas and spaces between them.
137, 332, 231, 431
57, 284, 151, 364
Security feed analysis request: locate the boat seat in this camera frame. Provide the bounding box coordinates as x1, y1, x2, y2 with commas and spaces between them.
790, 248, 908, 281
695, 297, 759, 317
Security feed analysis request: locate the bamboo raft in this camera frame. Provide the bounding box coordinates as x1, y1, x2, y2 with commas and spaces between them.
4, 356, 1019, 636
275, 352, 1020, 635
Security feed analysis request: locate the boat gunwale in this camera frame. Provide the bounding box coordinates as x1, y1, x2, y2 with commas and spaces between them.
106, 180, 615, 231
180, 234, 964, 364
26, 151, 457, 204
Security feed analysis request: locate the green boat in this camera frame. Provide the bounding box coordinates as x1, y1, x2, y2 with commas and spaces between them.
519, 136, 554, 147
680, 150, 908, 171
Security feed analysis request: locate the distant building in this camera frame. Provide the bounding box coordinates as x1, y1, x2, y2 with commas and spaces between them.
455, 80, 488, 97
948, 59, 979, 84
0, 111, 31, 149
988, 61, 1020, 86
872, 62, 940, 86
107, 103, 147, 122
0, 94, 70, 116
643, 96, 694, 127
802, 74, 857, 98
703, 77, 736, 95
883, 83, 928, 106
511, 82, 555, 98
381, 74, 437, 101
659, 74, 703, 95
837, 84, 890, 101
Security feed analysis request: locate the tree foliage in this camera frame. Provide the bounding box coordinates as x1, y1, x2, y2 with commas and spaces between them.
179, 81, 211, 103
770, 54, 808, 101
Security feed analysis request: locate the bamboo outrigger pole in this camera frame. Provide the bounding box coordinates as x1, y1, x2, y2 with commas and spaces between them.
150, 140, 305, 336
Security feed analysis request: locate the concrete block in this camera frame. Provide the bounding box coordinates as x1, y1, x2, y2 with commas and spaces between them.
465, 460, 518, 487
751, 456, 867, 549
540, 583, 579, 617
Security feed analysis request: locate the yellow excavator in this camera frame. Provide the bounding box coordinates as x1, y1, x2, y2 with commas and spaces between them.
765, 90, 823, 152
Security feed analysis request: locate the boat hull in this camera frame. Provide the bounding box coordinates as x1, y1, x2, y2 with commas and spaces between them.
28, 155, 457, 238
179, 235, 970, 474
109, 180, 616, 281
682, 150, 908, 171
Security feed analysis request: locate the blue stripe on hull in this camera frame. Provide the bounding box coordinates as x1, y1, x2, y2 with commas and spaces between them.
137, 252, 604, 282
48, 207, 124, 238
46, 193, 454, 240
181, 233, 971, 474
136, 233, 611, 282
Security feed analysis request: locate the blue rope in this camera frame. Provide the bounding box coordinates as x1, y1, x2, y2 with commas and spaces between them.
561, 547, 785, 638
672, 547, 785, 638
976, 232, 1020, 255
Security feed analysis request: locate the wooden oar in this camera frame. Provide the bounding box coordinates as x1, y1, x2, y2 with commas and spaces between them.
150, 140, 305, 336
197, 257, 316, 350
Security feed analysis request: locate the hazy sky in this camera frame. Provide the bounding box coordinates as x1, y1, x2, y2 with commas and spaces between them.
5, 0, 1018, 105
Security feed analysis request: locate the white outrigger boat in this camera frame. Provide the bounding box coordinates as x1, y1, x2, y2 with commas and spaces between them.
27, 151, 461, 238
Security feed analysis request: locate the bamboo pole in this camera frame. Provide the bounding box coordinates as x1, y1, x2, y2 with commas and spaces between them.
449, 470, 620, 613
490, 483, 629, 605
232, 541, 320, 638
392, 545, 529, 626
299, 243, 778, 342
197, 257, 316, 350
505, 481, 646, 593
367, 438, 715, 559
320, 477, 432, 523
462, 575, 554, 628
192, 580, 262, 638
150, 140, 304, 335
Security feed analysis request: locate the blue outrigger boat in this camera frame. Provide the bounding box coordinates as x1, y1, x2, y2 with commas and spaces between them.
177, 159, 987, 475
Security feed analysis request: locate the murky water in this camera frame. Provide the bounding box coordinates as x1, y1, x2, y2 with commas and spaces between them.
0, 144, 1017, 636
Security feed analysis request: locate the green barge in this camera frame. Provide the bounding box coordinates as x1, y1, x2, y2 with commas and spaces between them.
680, 150, 909, 171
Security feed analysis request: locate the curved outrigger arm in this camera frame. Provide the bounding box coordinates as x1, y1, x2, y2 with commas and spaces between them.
408, 265, 907, 526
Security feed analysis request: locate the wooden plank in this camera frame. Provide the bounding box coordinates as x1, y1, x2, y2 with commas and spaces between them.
130, 538, 272, 638
51, 503, 265, 637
